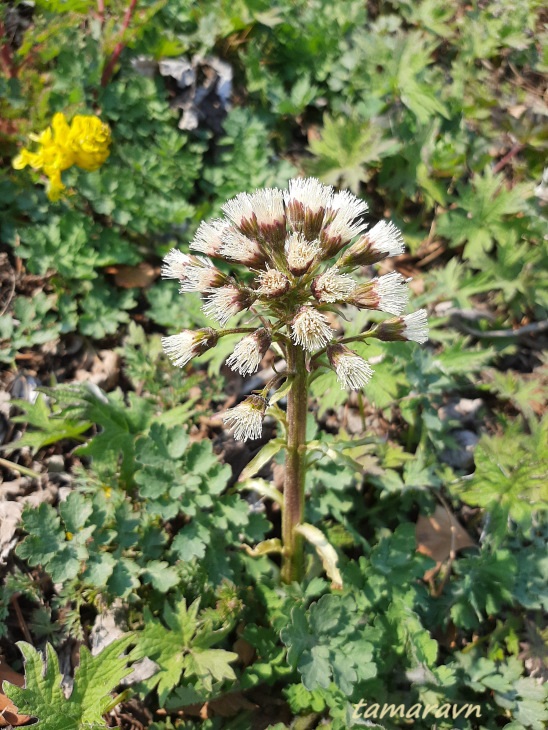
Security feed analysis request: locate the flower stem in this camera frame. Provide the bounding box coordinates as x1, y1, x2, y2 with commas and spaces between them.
281, 342, 308, 583
100, 0, 139, 87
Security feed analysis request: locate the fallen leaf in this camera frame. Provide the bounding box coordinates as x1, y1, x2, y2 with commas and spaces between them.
0, 502, 23, 562
416, 505, 475, 581
233, 637, 255, 667
182, 693, 257, 719
108, 263, 157, 289
508, 104, 526, 119
74, 349, 120, 390
0, 661, 30, 727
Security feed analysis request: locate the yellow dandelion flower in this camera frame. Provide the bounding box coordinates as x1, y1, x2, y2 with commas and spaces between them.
13, 112, 111, 201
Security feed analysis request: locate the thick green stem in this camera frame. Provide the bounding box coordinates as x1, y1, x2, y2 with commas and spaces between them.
281, 343, 308, 583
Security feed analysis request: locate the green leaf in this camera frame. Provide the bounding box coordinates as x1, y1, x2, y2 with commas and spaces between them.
107, 558, 141, 598
281, 594, 376, 694
141, 560, 179, 593
450, 550, 517, 629
437, 167, 534, 265
238, 438, 285, 481
306, 115, 399, 193
133, 600, 238, 705
453, 416, 548, 533
183, 648, 237, 692
16, 503, 65, 565
76, 388, 155, 485
6, 394, 92, 453
171, 521, 210, 561
4, 637, 134, 729
59, 492, 94, 533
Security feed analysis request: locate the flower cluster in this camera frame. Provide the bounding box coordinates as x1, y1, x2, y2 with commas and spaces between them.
13, 112, 111, 201
162, 178, 428, 440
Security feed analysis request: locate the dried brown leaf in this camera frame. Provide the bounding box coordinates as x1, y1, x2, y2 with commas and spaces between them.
416, 504, 474, 572
0, 662, 29, 727
110, 263, 157, 289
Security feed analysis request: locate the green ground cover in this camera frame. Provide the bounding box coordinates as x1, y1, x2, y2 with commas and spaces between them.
0, 1, 547, 728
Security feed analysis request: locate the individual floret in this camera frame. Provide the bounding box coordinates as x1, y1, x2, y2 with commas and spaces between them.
338, 221, 405, 268
202, 284, 255, 326
311, 267, 357, 303
162, 328, 219, 367
223, 395, 267, 441
327, 343, 374, 390
375, 309, 429, 344
291, 306, 334, 351
346, 272, 409, 316
226, 328, 271, 375
284, 178, 333, 240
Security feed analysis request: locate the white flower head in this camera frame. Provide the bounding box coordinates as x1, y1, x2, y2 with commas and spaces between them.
223, 395, 267, 441
222, 192, 258, 238
328, 344, 374, 390
377, 309, 429, 344
349, 272, 409, 316
161, 249, 193, 279
249, 188, 286, 246
178, 257, 226, 292
376, 272, 409, 315
286, 232, 319, 276
402, 309, 429, 343
320, 190, 368, 257
219, 228, 267, 268
312, 266, 357, 303
256, 267, 290, 298
190, 219, 229, 257
368, 221, 405, 257
284, 177, 334, 239
226, 328, 271, 375
291, 305, 334, 351
339, 220, 405, 267
162, 328, 219, 367
202, 284, 253, 326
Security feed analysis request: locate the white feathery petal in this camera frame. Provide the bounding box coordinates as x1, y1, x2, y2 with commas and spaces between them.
291, 306, 334, 351
284, 177, 333, 214
222, 192, 255, 227
162, 331, 198, 367
161, 249, 192, 279
220, 228, 263, 265
313, 267, 357, 303
223, 400, 265, 441
178, 257, 219, 292
249, 188, 285, 226
202, 285, 243, 326
402, 309, 429, 343
377, 272, 409, 315
226, 334, 264, 375
368, 220, 405, 257
190, 219, 228, 255
335, 354, 374, 390
324, 190, 368, 240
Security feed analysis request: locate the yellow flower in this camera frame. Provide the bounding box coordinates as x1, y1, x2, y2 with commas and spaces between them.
68, 115, 111, 171
13, 112, 111, 201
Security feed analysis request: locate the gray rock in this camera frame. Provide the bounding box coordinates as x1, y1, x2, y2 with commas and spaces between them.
440, 429, 479, 471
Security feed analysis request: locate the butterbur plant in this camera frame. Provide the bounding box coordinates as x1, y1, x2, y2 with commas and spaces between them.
162, 178, 428, 583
